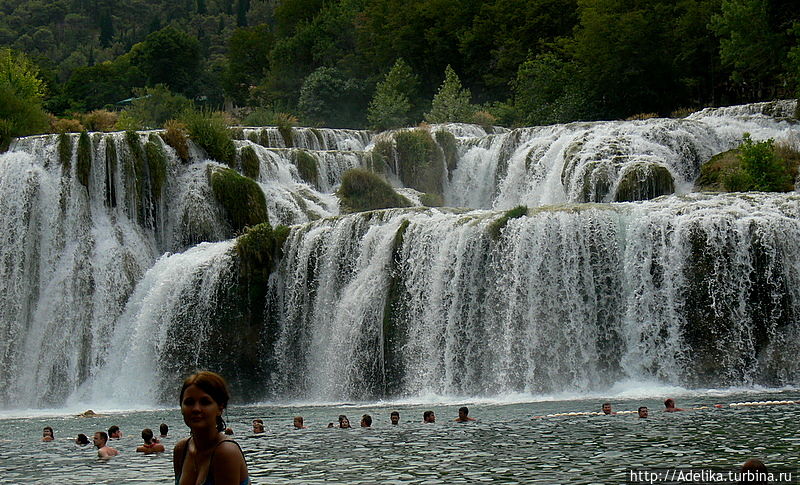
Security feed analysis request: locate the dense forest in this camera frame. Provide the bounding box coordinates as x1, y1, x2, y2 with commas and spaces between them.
1, 0, 799, 142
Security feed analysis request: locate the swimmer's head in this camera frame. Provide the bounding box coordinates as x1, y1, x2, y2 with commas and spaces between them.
141, 428, 154, 444
390, 411, 400, 425
602, 402, 612, 414
180, 371, 230, 432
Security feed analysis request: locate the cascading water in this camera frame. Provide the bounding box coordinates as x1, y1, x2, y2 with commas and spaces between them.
0, 103, 798, 408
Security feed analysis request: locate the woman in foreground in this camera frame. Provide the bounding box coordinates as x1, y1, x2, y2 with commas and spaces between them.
173, 371, 249, 485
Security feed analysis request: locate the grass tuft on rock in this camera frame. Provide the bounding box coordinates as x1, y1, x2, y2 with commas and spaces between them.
235, 222, 290, 284
181, 109, 236, 167
337, 168, 412, 213
488, 205, 527, 240
162, 119, 190, 163
208, 165, 269, 233
394, 128, 445, 196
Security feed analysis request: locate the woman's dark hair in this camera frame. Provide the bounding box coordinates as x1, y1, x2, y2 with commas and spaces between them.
76, 433, 89, 445
159, 423, 168, 435
180, 371, 230, 432
43, 426, 53, 436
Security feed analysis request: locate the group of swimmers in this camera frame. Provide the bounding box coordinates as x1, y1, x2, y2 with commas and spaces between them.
38, 370, 797, 485
43, 423, 170, 458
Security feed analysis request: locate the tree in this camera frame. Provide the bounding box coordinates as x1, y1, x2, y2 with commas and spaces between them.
297, 66, 365, 128
424, 65, 473, 124
0, 48, 49, 150
129, 26, 201, 95
367, 58, 418, 130
224, 24, 273, 105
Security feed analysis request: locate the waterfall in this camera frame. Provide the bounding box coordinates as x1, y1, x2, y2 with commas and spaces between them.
269, 194, 800, 399
0, 101, 798, 408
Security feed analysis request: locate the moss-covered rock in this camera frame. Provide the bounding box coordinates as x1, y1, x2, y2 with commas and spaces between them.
435, 130, 459, 176
235, 222, 290, 285
383, 218, 410, 395
420, 192, 444, 207
240, 145, 260, 180
76, 131, 91, 188
292, 149, 318, 186
695, 149, 740, 191
613, 162, 675, 202
104, 137, 117, 207
488, 205, 527, 240
208, 165, 269, 233
58, 133, 72, 170
369, 139, 394, 174
146, 134, 168, 202
161, 119, 190, 163
394, 128, 445, 196
576, 160, 615, 202
337, 168, 412, 213
278, 125, 293, 148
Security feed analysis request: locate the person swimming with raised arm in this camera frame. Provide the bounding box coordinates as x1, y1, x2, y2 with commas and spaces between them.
93, 431, 119, 458
664, 398, 685, 412
136, 428, 166, 453
454, 406, 476, 422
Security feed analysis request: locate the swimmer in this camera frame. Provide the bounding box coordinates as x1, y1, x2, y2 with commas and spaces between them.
360, 414, 372, 428
252, 419, 265, 434
664, 398, 685, 412
224, 427, 235, 435
454, 406, 476, 422
93, 431, 119, 458
338, 415, 351, 429
423, 410, 435, 423
160, 423, 169, 437
638, 406, 648, 418
173, 371, 249, 485
136, 428, 165, 453
108, 425, 122, 439
293, 416, 307, 429
601, 402, 616, 415
42, 426, 54, 442
739, 458, 768, 484
327, 423, 335, 428
76, 433, 90, 446
390, 411, 400, 425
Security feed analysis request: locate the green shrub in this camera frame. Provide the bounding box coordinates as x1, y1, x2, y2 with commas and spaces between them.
77, 131, 92, 188
696, 149, 740, 191
337, 168, 412, 213
209, 165, 269, 233
369, 139, 394, 173
425, 65, 474, 124
181, 108, 236, 167
51, 117, 85, 133
488, 205, 527, 240
125, 130, 146, 201
293, 149, 318, 186
79, 110, 118, 131
118, 84, 193, 129
368, 58, 417, 130
394, 128, 445, 195
0, 49, 49, 151
723, 134, 793, 192
240, 145, 260, 179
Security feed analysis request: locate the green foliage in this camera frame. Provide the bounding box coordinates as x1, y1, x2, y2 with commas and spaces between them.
696, 149, 740, 191
513, 52, 591, 126
239, 145, 260, 179
0, 49, 49, 150
224, 25, 274, 105
488, 205, 527, 240
337, 168, 412, 213
710, 0, 786, 90
723, 134, 793, 192
76, 131, 92, 188
424, 65, 474, 124
118, 85, 193, 130
367, 58, 418, 130
145, 134, 168, 201
162, 120, 190, 163
292, 150, 319, 186
209, 165, 269, 233
129, 26, 201, 95
180, 109, 236, 167
62, 57, 144, 112
394, 128, 445, 195
297, 66, 366, 128
420, 193, 443, 207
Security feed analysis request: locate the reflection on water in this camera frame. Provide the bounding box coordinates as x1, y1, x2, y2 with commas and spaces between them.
2, 392, 799, 484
